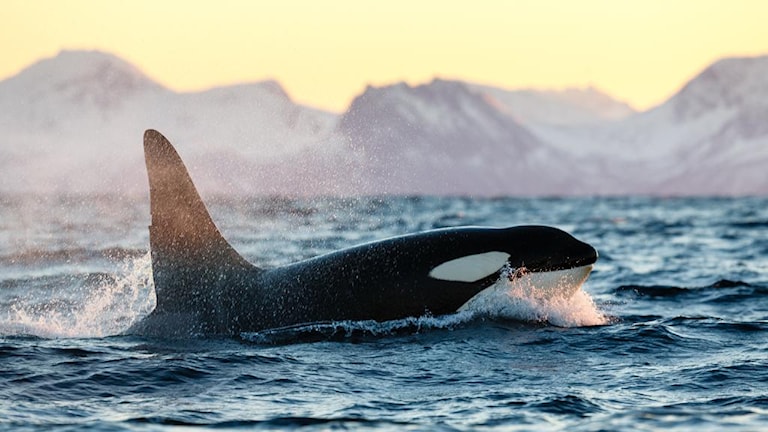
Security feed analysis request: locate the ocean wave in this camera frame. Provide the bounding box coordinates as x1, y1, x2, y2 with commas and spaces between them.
613, 279, 766, 299
241, 313, 476, 345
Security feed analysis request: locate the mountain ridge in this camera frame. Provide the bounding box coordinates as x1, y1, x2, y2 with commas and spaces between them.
1, 49, 766, 196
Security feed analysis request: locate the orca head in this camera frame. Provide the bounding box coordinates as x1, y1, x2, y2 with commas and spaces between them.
444, 226, 600, 315
428, 225, 598, 301
499, 225, 598, 300
499, 225, 598, 274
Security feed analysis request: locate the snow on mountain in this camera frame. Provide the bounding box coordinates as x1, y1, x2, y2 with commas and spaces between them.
0, 50, 337, 195
669, 56, 768, 121
335, 79, 588, 196
521, 55, 768, 195
0, 50, 164, 115
652, 57, 768, 195
470, 84, 635, 126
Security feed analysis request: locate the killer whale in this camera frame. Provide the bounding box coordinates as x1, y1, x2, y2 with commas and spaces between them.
128, 130, 598, 337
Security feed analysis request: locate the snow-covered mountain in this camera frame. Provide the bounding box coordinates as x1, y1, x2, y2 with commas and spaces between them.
651, 56, 768, 194
335, 79, 589, 195
528, 55, 768, 195
0, 50, 337, 195
1, 50, 766, 196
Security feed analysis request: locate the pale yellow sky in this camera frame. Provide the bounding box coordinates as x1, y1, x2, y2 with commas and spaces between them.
2, 0, 767, 112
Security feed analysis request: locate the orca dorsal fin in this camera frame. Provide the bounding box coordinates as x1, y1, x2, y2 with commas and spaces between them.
143, 130, 257, 311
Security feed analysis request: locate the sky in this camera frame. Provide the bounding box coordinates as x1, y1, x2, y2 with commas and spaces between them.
2, 0, 768, 112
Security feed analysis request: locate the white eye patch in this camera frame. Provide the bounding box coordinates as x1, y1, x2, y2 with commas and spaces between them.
428, 252, 511, 283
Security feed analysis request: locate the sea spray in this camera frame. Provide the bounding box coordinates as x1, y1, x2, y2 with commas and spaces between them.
1, 252, 155, 338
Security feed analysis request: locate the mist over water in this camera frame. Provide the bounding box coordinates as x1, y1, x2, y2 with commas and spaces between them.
1, 195, 767, 430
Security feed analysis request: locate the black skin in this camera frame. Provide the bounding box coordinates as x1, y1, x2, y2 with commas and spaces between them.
127, 130, 598, 337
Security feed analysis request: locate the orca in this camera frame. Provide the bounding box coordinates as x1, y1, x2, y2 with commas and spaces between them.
128, 130, 598, 337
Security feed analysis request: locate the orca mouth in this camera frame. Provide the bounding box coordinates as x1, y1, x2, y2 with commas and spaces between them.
516, 265, 595, 300
509, 260, 596, 277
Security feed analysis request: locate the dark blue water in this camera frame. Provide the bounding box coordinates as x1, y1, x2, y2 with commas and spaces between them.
1, 195, 767, 430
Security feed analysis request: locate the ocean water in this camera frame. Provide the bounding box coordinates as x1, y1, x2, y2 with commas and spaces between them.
1, 195, 767, 431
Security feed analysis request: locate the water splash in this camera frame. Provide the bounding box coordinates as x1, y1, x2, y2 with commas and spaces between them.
459, 271, 608, 327
1, 253, 156, 338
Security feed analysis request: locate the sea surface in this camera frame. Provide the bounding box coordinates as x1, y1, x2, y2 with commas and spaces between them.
1, 195, 767, 431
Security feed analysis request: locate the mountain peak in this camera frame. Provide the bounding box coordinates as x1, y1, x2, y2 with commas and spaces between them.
670, 54, 768, 119
339, 78, 515, 141
3, 49, 163, 104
